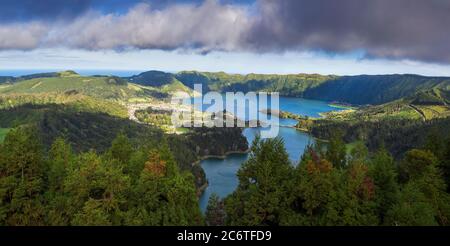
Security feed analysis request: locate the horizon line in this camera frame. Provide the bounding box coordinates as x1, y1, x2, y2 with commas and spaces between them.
1, 68, 447, 78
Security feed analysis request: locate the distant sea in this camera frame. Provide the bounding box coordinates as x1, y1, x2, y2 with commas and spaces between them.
0, 69, 145, 77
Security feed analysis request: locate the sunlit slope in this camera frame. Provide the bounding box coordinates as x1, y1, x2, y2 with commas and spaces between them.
0, 73, 160, 102
0, 71, 167, 120
322, 89, 450, 121
0, 92, 129, 118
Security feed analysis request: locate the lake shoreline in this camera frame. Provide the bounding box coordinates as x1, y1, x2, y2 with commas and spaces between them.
193, 149, 251, 165
196, 97, 346, 208
194, 149, 250, 198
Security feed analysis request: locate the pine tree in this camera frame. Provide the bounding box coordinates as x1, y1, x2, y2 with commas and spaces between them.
0, 127, 46, 225
424, 129, 446, 161
295, 147, 335, 225
48, 137, 74, 192
72, 199, 112, 226
326, 131, 347, 169
338, 162, 378, 225
205, 193, 225, 226
109, 132, 133, 165
64, 151, 131, 225
225, 136, 294, 226
399, 149, 438, 182
439, 137, 450, 192
349, 141, 368, 165
369, 148, 399, 223
399, 149, 450, 225
45, 137, 75, 225
127, 145, 202, 226
385, 182, 438, 226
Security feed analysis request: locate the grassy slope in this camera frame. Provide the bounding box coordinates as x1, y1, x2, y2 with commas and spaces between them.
0, 93, 128, 118
305, 90, 450, 158
320, 89, 450, 122
0, 70, 193, 103
0, 76, 147, 101
0, 71, 184, 119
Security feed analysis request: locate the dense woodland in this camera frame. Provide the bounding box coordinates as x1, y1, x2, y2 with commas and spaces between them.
211, 134, 450, 226
0, 128, 202, 225
1, 127, 449, 226
0, 104, 249, 192
310, 118, 450, 159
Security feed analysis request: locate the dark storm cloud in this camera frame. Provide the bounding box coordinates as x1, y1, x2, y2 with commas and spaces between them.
0, 0, 449, 64
247, 0, 450, 63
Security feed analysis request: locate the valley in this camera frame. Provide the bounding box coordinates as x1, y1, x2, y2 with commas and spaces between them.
1, 69, 450, 226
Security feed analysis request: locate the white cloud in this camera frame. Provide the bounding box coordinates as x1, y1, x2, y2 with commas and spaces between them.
0, 0, 449, 68
0, 22, 48, 50
1, 0, 252, 52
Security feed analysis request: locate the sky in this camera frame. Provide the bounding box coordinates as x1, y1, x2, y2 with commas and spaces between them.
1, 0, 450, 76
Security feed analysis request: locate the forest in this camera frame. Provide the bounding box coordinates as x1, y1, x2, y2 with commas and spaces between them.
210, 132, 450, 226
1, 126, 449, 226
0, 128, 202, 225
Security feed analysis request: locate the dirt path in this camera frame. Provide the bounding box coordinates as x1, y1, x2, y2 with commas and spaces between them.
409, 104, 426, 121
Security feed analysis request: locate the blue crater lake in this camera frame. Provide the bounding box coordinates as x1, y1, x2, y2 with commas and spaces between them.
198, 96, 343, 211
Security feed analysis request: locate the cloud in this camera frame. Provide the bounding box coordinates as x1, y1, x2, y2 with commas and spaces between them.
0, 0, 449, 64
0, 0, 251, 52
0, 22, 48, 50
46, 1, 251, 52
247, 0, 450, 63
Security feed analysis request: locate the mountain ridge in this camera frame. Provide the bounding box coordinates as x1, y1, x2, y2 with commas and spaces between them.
130, 70, 450, 105
2, 70, 450, 106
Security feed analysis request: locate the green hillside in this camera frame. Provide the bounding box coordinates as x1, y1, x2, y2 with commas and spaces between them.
172, 71, 450, 105
127, 70, 193, 94
0, 93, 128, 118
319, 89, 450, 122
175, 71, 334, 95
4, 70, 449, 106
302, 89, 450, 158
0, 71, 176, 131
0, 75, 155, 102
128, 70, 174, 87
0, 71, 66, 84
303, 74, 450, 105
